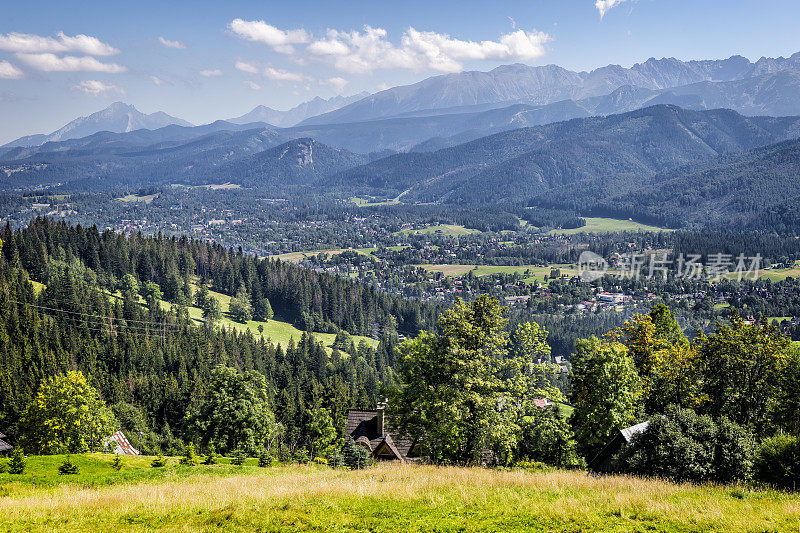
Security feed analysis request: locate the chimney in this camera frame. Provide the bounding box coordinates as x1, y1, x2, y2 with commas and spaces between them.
376, 400, 387, 437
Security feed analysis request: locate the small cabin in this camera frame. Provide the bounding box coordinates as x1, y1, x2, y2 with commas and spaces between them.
345, 405, 420, 462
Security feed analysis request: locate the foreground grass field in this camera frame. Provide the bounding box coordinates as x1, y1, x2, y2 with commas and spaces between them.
2, 456, 798, 532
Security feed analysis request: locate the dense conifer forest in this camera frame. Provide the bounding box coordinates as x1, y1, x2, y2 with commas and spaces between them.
0, 218, 441, 455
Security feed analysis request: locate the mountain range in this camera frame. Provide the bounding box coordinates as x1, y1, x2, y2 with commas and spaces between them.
327, 105, 800, 203
298, 53, 800, 125
228, 92, 370, 128
3, 51, 800, 232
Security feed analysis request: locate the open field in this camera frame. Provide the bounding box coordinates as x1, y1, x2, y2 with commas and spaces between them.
419, 264, 578, 284
551, 217, 672, 235
350, 196, 401, 206
396, 224, 479, 237
1, 458, 798, 532
116, 193, 159, 204
756, 266, 800, 281
272, 248, 375, 263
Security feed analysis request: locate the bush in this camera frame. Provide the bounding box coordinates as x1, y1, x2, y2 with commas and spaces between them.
754, 434, 799, 490
292, 448, 310, 464
111, 455, 123, 471
616, 405, 754, 484
258, 450, 273, 468
714, 417, 755, 484
180, 443, 199, 466
231, 449, 247, 466
151, 453, 168, 468
203, 444, 218, 465
8, 447, 26, 475
342, 439, 372, 469
58, 455, 79, 475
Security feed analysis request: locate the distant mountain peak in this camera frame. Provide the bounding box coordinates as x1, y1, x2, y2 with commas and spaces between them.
3, 102, 192, 148
228, 92, 371, 128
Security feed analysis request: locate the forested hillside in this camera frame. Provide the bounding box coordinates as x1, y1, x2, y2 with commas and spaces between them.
330, 105, 800, 203
0, 218, 438, 455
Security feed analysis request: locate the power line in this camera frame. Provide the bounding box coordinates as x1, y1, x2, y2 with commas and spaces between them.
5, 299, 181, 336
6, 299, 180, 328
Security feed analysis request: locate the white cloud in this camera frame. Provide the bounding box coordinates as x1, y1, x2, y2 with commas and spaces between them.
243, 80, 261, 90
73, 80, 124, 96
595, 0, 627, 18
306, 26, 551, 74
324, 76, 348, 91
235, 60, 259, 74
0, 31, 118, 55
0, 60, 24, 79
150, 75, 165, 86
264, 67, 305, 82
226, 20, 551, 75
228, 18, 309, 54
158, 36, 186, 49
199, 68, 222, 77
16, 53, 127, 73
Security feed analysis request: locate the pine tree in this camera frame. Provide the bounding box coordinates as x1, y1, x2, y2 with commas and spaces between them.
180, 443, 199, 466
58, 455, 79, 475
8, 446, 26, 475
111, 454, 124, 471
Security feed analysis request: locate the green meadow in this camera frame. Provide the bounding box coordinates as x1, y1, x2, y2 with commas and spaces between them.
1, 457, 798, 532
550, 217, 671, 235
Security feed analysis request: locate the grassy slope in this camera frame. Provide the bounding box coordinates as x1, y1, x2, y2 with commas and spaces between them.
396, 224, 479, 237
551, 217, 671, 235
179, 286, 376, 352
273, 248, 375, 263
418, 264, 578, 285
1, 460, 797, 532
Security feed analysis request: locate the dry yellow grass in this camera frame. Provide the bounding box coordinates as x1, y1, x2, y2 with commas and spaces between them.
2, 463, 798, 532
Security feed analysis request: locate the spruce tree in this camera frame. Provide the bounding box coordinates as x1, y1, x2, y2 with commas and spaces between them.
8, 447, 26, 475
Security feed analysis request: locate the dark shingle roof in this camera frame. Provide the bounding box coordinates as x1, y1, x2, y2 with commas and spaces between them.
345, 409, 415, 461
0, 438, 11, 452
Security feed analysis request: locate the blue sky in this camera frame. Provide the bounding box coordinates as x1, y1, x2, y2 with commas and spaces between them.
1, 0, 799, 144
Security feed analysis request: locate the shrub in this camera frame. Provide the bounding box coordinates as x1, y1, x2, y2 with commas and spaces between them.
754, 434, 799, 490
616, 405, 754, 484
714, 417, 755, 484
258, 450, 272, 468
203, 444, 218, 465
111, 455, 123, 471
513, 460, 554, 473
291, 448, 310, 464
180, 443, 199, 466
151, 453, 168, 468
8, 447, 26, 475
231, 449, 247, 466
58, 455, 79, 475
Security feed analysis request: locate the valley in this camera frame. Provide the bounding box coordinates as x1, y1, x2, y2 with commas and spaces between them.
2, 12, 800, 531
